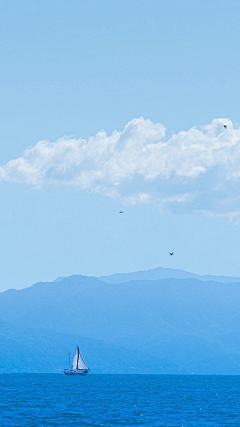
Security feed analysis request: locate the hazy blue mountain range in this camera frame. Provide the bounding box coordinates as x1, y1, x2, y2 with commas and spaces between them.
100, 266, 240, 284
0, 318, 168, 374
1, 273, 240, 374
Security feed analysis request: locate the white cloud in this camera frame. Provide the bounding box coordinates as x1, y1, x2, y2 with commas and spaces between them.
1, 117, 240, 219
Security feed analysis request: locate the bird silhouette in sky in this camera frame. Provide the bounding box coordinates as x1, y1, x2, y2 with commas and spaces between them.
119, 211, 123, 214
169, 252, 174, 256
223, 124, 227, 129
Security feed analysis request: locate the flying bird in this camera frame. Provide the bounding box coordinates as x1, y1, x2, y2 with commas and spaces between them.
119, 211, 124, 214
169, 252, 174, 256
223, 124, 227, 129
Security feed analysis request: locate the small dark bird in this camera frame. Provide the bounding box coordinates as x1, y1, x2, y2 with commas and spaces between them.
119, 211, 123, 214
223, 124, 227, 129
169, 252, 174, 256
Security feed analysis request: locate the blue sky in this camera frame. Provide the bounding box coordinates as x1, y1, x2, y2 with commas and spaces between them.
1, 0, 240, 290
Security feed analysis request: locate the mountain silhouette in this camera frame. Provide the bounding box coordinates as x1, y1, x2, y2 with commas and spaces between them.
1, 273, 240, 373
100, 266, 240, 284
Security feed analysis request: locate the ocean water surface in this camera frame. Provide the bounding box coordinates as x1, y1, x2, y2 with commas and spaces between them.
0, 374, 240, 426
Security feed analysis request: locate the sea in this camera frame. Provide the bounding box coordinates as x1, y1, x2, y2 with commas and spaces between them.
0, 374, 240, 426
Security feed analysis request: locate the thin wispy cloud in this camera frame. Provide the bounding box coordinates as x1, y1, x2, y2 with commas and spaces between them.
1, 117, 240, 220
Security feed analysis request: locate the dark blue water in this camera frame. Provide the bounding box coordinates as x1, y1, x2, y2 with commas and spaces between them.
1, 374, 240, 426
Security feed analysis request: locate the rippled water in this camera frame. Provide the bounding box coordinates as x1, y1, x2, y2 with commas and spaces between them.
1, 374, 240, 426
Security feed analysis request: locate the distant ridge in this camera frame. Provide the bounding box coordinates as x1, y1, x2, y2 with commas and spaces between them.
99, 266, 240, 284
2, 273, 240, 374
53, 276, 66, 282
1, 274, 240, 373
0, 317, 164, 374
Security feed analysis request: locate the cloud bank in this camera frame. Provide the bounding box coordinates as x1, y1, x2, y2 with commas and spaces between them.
1, 117, 240, 220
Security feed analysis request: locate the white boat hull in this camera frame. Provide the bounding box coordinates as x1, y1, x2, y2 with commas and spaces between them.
64, 369, 88, 376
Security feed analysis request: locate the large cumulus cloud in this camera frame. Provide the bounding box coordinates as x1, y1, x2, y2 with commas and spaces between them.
1, 117, 240, 220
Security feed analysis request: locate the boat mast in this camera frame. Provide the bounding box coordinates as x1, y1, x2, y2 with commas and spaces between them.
68, 353, 70, 369
76, 346, 79, 370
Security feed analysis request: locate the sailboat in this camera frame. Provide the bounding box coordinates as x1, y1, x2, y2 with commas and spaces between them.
64, 346, 90, 375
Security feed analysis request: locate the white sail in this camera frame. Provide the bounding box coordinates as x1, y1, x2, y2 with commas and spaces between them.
77, 351, 89, 370
71, 348, 79, 370
71, 346, 89, 370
